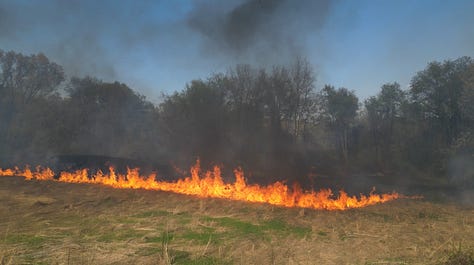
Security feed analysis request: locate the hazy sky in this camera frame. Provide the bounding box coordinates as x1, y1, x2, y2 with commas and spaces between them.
1, 0, 473, 102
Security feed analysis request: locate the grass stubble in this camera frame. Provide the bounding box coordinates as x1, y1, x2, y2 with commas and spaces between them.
0, 176, 472, 265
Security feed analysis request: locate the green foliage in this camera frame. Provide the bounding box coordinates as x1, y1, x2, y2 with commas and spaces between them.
321, 85, 359, 126
410, 57, 473, 144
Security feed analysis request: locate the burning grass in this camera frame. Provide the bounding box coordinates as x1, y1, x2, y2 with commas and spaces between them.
0, 161, 403, 211
0, 176, 473, 264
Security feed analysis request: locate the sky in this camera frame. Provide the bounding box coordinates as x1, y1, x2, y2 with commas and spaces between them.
1, 0, 473, 102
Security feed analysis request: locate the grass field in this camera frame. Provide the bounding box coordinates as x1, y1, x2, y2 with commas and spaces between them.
0, 176, 473, 265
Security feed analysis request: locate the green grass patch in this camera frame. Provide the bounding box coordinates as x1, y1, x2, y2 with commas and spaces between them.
133, 210, 170, 218
145, 230, 175, 245
4, 234, 47, 247
181, 230, 216, 245
204, 216, 263, 236
144, 233, 175, 243
135, 247, 162, 256
260, 219, 311, 237
167, 249, 191, 264
176, 256, 231, 265
97, 229, 145, 242
201, 216, 310, 238
317, 231, 328, 237
135, 247, 191, 263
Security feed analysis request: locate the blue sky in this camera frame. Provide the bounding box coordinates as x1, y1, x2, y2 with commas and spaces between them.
1, 0, 473, 102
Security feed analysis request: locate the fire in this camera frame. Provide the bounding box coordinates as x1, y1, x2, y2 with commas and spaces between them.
0, 161, 403, 210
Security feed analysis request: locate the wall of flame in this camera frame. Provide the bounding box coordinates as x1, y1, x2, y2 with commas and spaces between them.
0, 161, 402, 210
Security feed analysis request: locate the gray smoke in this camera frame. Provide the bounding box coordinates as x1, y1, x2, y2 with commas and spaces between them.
0, 0, 333, 95
0, 1, 160, 82
188, 0, 332, 65
448, 155, 474, 205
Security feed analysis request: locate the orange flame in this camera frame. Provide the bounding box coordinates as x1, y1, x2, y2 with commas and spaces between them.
0, 161, 403, 210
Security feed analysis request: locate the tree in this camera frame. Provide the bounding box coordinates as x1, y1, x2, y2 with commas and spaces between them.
364, 82, 406, 169
445, 63, 474, 187
461, 64, 474, 128
159, 79, 228, 165
410, 56, 473, 145
65, 77, 155, 159
0, 50, 64, 106
320, 85, 359, 164
0, 50, 64, 162
287, 57, 316, 140
225, 64, 265, 144
263, 65, 291, 135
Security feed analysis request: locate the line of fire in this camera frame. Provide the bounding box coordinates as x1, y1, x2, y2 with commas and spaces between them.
0, 160, 406, 211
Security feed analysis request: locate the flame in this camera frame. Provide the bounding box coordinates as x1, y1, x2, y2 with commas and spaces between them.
0, 160, 403, 210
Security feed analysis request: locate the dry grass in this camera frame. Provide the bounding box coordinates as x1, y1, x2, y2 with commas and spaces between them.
0, 176, 473, 265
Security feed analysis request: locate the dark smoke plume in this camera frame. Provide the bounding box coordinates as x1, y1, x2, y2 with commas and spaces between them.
0, 0, 333, 93
188, 0, 332, 65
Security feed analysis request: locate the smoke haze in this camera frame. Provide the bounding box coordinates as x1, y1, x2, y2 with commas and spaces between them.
1, 0, 474, 99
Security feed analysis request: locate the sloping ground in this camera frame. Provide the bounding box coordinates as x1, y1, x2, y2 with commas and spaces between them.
0, 176, 472, 265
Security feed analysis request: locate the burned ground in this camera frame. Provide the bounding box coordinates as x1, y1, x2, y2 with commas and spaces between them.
0, 176, 472, 265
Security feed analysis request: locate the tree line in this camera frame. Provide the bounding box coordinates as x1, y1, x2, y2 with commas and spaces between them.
0, 49, 473, 187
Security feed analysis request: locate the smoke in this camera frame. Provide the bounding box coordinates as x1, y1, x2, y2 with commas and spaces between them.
0, 0, 334, 97
188, 0, 332, 66
447, 155, 474, 205
0, 1, 163, 84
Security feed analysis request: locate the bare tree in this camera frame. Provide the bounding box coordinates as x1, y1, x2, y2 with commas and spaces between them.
288, 57, 316, 140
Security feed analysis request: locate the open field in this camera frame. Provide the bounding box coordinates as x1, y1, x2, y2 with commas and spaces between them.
0, 176, 473, 265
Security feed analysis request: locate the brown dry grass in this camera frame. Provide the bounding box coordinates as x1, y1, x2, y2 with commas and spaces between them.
0, 176, 473, 265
